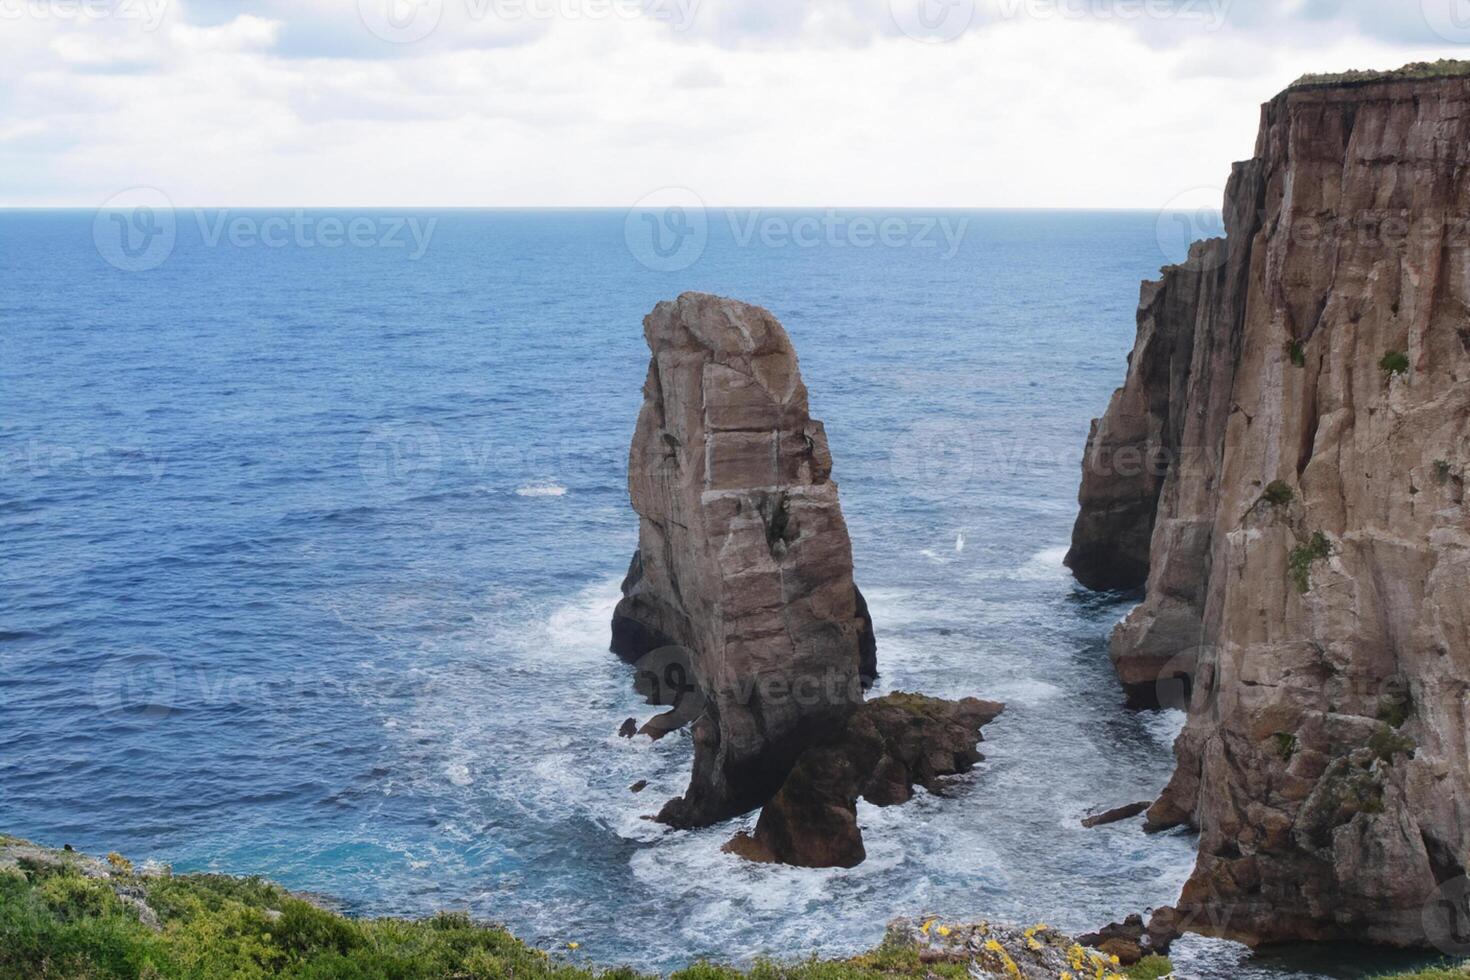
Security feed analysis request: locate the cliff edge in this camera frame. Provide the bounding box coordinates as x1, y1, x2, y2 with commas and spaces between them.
1070, 64, 1470, 946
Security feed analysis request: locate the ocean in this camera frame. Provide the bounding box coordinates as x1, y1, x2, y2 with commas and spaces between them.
0, 208, 1434, 978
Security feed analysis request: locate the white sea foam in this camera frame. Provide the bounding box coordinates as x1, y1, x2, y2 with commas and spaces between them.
545, 577, 623, 654
515, 483, 568, 497
1013, 545, 1070, 582
1141, 708, 1187, 747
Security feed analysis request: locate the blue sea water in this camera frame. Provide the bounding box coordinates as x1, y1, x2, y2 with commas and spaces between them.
0, 208, 1436, 979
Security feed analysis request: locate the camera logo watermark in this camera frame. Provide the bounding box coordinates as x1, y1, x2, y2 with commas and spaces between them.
0, 0, 169, 30
359, 422, 444, 498
1425, 876, 1470, 956
625, 187, 709, 272
92, 651, 176, 724
631, 645, 707, 730
1156, 185, 1226, 269
889, 420, 979, 500
1423, 0, 1470, 43
94, 187, 177, 273
889, 0, 976, 42
358, 0, 444, 42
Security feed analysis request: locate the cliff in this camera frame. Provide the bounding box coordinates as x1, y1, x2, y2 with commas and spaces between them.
1071, 62, 1470, 947
610, 293, 875, 828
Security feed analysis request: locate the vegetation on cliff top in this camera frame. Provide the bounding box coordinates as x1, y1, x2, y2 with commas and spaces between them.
0, 837, 1173, 980
1291, 60, 1470, 90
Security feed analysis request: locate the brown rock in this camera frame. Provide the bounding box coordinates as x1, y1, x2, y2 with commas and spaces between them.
732, 693, 1004, 868
1081, 801, 1151, 829
1074, 62, 1470, 947
609, 293, 872, 828
617, 718, 637, 739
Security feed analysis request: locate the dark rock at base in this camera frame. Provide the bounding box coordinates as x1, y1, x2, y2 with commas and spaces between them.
617, 718, 637, 738
1081, 801, 1152, 829
1079, 914, 1150, 965
731, 693, 1004, 868
629, 780, 648, 794
854, 585, 878, 687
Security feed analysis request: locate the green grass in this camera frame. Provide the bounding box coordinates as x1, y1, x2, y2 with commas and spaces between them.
1284, 340, 1306, 368
1377, 965, 1470, 979
1291, 60, 1470, 89
3, 844, 1166, 980
1123, 954, 1174, 978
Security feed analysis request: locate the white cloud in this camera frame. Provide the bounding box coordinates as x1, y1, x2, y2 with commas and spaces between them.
0, 0, 1463, 207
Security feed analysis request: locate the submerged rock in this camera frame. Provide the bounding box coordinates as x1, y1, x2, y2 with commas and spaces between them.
1080, 801, 1151, 829
1070, 63, 1470, 947
726, 693, 1003, 868
609, 293, 873, 828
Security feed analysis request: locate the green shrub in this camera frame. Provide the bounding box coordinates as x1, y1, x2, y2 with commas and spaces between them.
1262, 481, 1295, 507
1284, 340, 1306, 367
1380, 350, 1410, 377
1369, 724, 1417, 763
1288, 532, 1333, 594
1271, 732, 1300, 760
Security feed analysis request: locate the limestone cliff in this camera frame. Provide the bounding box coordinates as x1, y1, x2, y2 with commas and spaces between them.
1072, 63, 1470, 947
610, 293, 873, 828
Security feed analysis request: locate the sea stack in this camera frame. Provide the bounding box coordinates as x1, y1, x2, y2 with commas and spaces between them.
1070, 63, 1470, 947
611, 292, 876, 828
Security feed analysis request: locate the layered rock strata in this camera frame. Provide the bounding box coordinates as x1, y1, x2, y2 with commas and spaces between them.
1071, 63, 1470, 946
609, 293, 874, 828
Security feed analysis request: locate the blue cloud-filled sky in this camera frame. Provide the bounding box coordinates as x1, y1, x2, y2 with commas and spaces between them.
1, 0, 1465, 206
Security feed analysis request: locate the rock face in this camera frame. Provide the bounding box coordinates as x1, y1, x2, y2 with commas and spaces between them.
610, 293, 875, 828
1072, 65, 1470, 947
725, 693, 1003, 868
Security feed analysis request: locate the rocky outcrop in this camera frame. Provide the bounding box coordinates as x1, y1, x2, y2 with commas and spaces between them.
1072, 63, 1470, 947
610, 293, 874, 829
725, 693, 1003, 868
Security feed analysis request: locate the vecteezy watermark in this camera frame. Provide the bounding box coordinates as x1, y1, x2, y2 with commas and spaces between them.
726, 210, 969, 258
359, 422, 444, 498
0, 441, 167, 484
92, 650, 177, 724
1423, 0, 1470, 43
358, 0, 699, 42
94, 187, 177, 273
1425, 876, 1470, 956
625, 187, 709, 273
995, 0, 1230, 30
94, 197, 438, 272
0, 0, 169, 30
889, 0, 976, 42
625, 197, 970, 272
193, 211, 437, 260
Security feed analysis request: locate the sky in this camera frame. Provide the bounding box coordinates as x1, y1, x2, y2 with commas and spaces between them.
2, 0, 1468, 208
